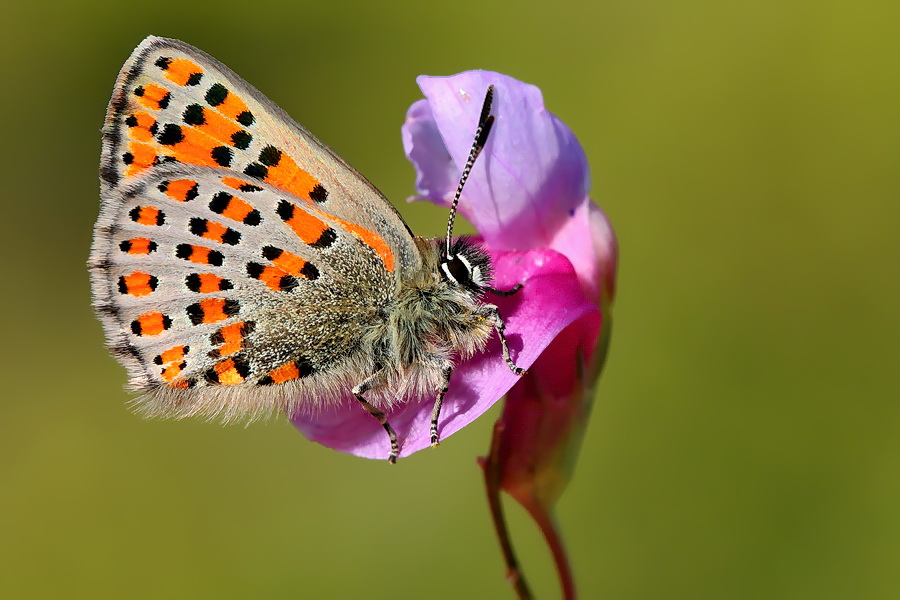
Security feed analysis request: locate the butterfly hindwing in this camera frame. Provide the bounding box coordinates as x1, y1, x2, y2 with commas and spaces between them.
92, 161, 395, 419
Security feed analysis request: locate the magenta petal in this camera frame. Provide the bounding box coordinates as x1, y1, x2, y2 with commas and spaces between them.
497, 312, 603, 478
290, 249, 598, 460
411, 71, 590, 251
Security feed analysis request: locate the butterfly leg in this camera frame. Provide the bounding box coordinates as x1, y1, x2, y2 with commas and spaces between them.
487, 282, 523, 297
352, 371, 400, 464
430, 361, 454, 447
483, 304, 527, 376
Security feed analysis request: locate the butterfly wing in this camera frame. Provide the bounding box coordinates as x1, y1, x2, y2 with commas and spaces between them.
91, 36, 417, 420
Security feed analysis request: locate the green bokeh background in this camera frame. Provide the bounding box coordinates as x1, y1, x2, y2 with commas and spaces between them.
2, 1, 897, 598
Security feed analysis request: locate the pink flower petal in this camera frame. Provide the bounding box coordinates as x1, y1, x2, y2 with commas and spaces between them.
549, 200, 618, 305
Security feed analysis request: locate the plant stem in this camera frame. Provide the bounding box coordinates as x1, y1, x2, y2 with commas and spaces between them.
526, 503, 576, 600
483, 420, 534, 600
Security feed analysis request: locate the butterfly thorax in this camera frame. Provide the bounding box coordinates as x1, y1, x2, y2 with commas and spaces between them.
379, 237, 495, 372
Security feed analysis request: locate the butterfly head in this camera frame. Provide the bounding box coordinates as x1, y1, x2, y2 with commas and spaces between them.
439, 237, 493, 295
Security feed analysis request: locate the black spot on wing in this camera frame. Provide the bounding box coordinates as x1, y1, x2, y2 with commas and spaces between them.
309, 184, 328, 203
258, 146, 282, 166
211, 146, 233, 167
183, 104, 205, 126
310, 228, 336, 249
157, 124, 184, 146
236, 111, 254, 126
205, 83, 228, 106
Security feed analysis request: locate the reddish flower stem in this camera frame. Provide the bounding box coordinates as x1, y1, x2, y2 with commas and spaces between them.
525, 502, 576, 600
483, 420, 534, 600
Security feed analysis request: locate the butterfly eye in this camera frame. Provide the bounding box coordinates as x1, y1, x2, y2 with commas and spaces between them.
441, 255, 472, 287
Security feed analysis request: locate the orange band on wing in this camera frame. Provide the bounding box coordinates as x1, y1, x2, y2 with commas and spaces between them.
126, 111, 157, 142
135, 83, 170, 111
162, 58, 203, 86
129, 205, 165, 226
118, 271, 158, 297
207, 358, 249, 385
242, 145, 325, 203
264, 153, 319, 200
186, 297, 238, 325
156, 345, 188, 365
161, 361, 187, 382
190, 218, 241, 245
124, 142, 158, 177
160, 179, 199, 202
208, 192, 261, 226
156, 124, 233, 168
246, 246, 318, 290
262, 247, 311, 277
201, 220, 230, 243
209, 321, 255, 358
246, 263, 298, 291
267, 362, 300, 384
175, 244, 224, 266
220, 197, 253, 222
215, 90, 250, 123
277, 200, 330, 246
185, 273, 233, 293
182, 104, 251, 149
119, 237, 157, 254
215, 323, 245, 356
131, 311, 171, 337
258, 358, 314, 385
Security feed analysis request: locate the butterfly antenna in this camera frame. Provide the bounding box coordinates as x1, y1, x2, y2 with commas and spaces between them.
445, 85, 496, 256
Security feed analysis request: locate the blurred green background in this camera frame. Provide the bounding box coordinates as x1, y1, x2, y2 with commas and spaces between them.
1, 0, 897, 598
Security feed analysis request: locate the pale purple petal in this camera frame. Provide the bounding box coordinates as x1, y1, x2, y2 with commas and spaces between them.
291, 249, 597, 459
402, 99, 457, 205
403, 71, 590, 251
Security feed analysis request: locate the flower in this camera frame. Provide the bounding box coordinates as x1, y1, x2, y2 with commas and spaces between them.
290, 72, 606, 464
404, 71, 617, 599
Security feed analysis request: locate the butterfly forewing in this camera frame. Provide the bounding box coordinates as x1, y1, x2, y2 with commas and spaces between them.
100, 36, 420, 277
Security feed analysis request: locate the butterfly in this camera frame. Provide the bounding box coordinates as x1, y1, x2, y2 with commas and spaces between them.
90, 36, 523, 462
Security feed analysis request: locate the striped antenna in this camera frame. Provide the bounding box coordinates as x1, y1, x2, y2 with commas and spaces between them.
445, 85, 495, 256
